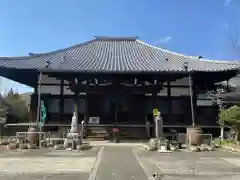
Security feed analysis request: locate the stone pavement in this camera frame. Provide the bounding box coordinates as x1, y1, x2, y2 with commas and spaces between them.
0, 146, 99, 180
0, 144, 240, 180
93, 146, 148, 180
133, 147, 240, 180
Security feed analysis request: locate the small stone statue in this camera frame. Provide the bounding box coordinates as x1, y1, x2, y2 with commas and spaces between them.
70, 112, 78, 133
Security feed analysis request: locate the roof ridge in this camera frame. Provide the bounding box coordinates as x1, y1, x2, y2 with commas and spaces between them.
94, 36, 138, 41
136, 40, 239, 64
197, 58, 240, 64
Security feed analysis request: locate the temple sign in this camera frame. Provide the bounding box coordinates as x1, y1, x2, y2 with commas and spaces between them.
152, 108, 163, 138
153, 108, 160, 117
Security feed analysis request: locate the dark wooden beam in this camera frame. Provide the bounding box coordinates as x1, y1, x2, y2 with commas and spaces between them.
44, 72, 187, 81
70, 84, 163, 94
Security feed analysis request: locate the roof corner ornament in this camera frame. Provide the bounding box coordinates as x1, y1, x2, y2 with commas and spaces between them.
182, 61, 189, 71
134, 78, 137, 85
29, 52, 35, 56
45, 60, 51, 68
95, 78, 98, 85
74, 78, 78, 84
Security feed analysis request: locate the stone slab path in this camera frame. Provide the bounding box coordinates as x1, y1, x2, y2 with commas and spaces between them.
1, 144, 240, 180
0, 147, 99, 180
134, 147, 240, 180
94, 146, 148, 180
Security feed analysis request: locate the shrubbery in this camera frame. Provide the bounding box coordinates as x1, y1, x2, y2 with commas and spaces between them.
219, 105, 240, 142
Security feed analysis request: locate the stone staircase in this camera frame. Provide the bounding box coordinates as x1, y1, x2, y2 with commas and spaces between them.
84, 126, 111, 141
84, 125, 149, 141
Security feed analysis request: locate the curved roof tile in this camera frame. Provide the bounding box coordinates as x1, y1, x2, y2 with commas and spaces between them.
0, 37, 239, 73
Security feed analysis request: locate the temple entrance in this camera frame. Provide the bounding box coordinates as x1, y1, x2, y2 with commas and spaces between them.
88, 94, 145, 125
109, 95, 130, 125
110, 100, 130, 125
110, 94, 146, 125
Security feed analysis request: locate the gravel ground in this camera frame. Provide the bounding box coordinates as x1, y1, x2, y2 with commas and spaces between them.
0, 173, 89, 180
133, 147, 240, 180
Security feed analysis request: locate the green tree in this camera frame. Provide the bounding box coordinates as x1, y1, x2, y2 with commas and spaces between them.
1, 89, 30, 122
219, 105, 240, 142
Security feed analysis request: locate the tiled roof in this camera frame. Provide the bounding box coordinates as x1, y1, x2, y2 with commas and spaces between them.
0, 36, 239, 73
213, 92, 240, 102
216, 74, 240, 92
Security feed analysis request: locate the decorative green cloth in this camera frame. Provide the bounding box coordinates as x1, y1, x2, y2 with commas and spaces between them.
39, 100, 46, 127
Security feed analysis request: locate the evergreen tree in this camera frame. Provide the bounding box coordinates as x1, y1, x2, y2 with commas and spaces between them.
0, 89, 30, 122
219, 105, 240, 142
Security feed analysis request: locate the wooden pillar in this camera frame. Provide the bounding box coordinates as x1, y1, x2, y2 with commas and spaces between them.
189, 73, 196, 127
152, 90, 157, 109
36, 72, 43, 124
59, 79, 64, 121
84, 93, 89, 124
84, 93, 89, 136
30, 86, 38, 121
167, 80, 172, 115
192, 77, 197, 125
113, 80, 120, 126
152, 89, 157, 138
74, 90, 80, 133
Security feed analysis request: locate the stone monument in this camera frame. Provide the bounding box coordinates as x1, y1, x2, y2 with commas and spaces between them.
64, 112, 82, 150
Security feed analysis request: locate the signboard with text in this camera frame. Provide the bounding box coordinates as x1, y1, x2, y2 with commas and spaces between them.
153, 108, 160, 117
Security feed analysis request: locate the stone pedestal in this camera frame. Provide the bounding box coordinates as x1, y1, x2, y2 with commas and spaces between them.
63, 112, 82, 150
187, 127, 203, 146
64, 133, 82, 150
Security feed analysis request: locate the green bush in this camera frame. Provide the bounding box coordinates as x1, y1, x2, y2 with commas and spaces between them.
1, 89, 30, 122
219, 105, 240, 142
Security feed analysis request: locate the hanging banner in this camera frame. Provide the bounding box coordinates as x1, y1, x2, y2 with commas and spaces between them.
39, 100, 46, 127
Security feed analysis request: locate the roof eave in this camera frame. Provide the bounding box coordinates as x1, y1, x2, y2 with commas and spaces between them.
37, 67, 239, 74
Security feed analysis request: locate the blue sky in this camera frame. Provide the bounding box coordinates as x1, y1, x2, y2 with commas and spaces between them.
0, 0, 240, 93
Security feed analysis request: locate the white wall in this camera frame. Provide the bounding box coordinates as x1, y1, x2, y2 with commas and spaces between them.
171, 77, 189, 86
41, 75, 68, 85
171, 87, 189, 96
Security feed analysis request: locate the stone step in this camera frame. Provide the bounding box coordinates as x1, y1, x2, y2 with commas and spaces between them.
87, 134, 110, 138
84, 126, 148, 140
84, 137, 109, 141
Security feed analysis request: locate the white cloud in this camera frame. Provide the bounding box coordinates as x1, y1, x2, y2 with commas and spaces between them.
157, 36, 173, 44
224, 0, 233, 6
